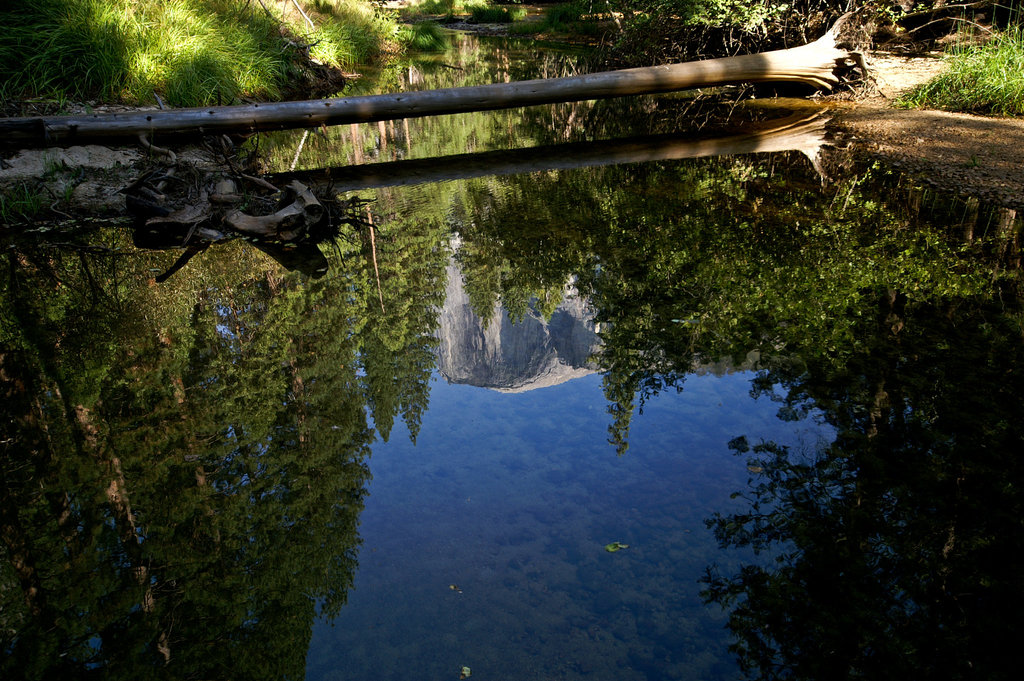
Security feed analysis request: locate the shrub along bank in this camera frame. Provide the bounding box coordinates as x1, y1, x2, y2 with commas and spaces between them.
901, 23, 1024, 117
0, 0, 401, 108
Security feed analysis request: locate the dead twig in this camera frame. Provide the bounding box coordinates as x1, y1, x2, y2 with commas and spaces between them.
253, 0, 275, 19
155, 244, 209, 283
138, 133, 177, 164
898, 2, 993, 20
290, 130, 309, 171
290, 0, 316, 32
366, 207, 385, 314
905, 16, 994, 36
240, 174, 281, 193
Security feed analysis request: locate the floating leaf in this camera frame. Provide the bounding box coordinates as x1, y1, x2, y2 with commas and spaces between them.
604, 542, 629, 552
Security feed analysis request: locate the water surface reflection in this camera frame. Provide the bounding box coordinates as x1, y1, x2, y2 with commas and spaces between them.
306, 371, 822, 681
3, 31, 1024, 681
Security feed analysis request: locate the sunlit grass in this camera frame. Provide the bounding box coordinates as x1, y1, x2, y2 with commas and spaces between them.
130, 0, 287, 105
900, 26, 1024, 116
397, 21, 450, 52
469, 6, 528, 23
0, 0, 399, 106
399, 0, 491, 19
399, 0, 593, 35
509, 1, 606, 37
305, 0, 399, 67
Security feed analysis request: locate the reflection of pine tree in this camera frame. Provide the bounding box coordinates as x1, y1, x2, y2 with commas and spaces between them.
702, 292, 1024, 681
1, 185, 458, 675
0, 218, 451, 679
444, 112, 1024, 676
2, 242, 185, 678
357, 193, 449, 444
454, 172, 599, 326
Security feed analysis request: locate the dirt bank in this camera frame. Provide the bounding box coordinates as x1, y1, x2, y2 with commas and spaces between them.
828, 51, 1024, 211
833, 104, 1024, 210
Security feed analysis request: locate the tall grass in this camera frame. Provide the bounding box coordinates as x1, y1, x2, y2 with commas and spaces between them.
397, 21, 450, 52
509, 1, 605, 37
0, 183, 47, 223
543, 2, 587, 29
305, 0, 399, 66
469, 6, 528, 23
398, 0, 498, 20
0, 0, 399, 107
900, 25, 1024, 116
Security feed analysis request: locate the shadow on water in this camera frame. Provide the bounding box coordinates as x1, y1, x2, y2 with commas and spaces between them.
701, 292, 1024, 680
3, 31, 1024, 681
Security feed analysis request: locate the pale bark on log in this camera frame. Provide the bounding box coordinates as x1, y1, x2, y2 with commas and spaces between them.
0, 20, 854, 149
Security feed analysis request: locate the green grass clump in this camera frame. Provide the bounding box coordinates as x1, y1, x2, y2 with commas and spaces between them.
399, 0, 457, 18
0, 0, 399, 107
397, 21, 450, 52
0, 184, 47, 223
526, 1, 605, 36
543, 2, 587, 29
900, 26, 1024, 116
401, 0, 521, 21
305, 0, 399, 67
469, 6, 528, 23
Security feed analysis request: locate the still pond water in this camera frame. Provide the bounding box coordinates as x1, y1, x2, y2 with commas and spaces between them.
3, 33, 1023, 681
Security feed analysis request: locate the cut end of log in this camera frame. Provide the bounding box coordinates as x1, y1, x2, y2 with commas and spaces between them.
758, 14, 859, 91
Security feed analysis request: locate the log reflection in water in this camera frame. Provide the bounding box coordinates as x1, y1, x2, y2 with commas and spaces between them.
275, 111, 832, 192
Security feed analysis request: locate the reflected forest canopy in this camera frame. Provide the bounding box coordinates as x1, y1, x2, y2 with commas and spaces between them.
4, 33, 1024, 681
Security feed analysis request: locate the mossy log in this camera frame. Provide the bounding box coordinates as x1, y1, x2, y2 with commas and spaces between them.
0, 19, 855, 149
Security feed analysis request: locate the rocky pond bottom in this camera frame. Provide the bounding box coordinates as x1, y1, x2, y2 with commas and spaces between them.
305, 370, 827, 681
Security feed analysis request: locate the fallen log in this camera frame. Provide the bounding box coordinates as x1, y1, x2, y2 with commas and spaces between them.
0, 18, 856, 149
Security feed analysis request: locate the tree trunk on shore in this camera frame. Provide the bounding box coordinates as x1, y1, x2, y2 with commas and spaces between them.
0, 19, 855, 149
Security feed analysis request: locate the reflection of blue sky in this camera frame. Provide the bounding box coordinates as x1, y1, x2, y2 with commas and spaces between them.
306, 370, 832, 681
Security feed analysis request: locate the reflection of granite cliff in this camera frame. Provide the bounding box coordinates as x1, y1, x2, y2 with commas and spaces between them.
435, 263, 601, 392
